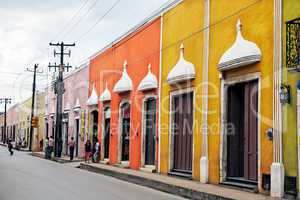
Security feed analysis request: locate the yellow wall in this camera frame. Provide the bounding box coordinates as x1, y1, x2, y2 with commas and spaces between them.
19, 92, 45, 151
160, 0, 274, 188
282, 0, 300, 178
36, 92, 45, 151
160, 0, 204, 180
19, 98, 31, 144
209, 0, 274, 186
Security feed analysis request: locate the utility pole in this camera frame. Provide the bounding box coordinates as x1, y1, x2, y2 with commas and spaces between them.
49, 42, 75, 157
26, 64, 42, 151
0, 98, 11, 144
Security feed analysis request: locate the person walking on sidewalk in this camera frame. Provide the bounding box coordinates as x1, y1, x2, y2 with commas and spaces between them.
7, 139, 13, 156
44, 137, 49, 159
93, 139, 100, 163
85, 139, 92, 163
48, 136, 54, 159
68, 137, 75, 161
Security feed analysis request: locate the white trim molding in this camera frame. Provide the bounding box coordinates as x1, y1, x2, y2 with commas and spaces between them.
117, 99, 131, 164
140, 94, 158, 169
219, 73, 262, 189
168, 87, 195, 175
200, 0, 210, 184
271, 0, 284, 197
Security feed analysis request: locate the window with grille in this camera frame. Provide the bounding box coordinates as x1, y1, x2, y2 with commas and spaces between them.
286, 18, 300, 70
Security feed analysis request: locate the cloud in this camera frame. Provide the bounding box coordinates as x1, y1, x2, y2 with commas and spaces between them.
0, 0, 171, 111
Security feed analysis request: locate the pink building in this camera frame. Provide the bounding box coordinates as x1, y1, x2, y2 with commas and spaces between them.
6, 104, 19, 144
45, 64, 89, 158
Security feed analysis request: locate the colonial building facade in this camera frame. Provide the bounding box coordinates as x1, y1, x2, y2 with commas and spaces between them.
45, 64, 89, 158
89, 13, 161, 170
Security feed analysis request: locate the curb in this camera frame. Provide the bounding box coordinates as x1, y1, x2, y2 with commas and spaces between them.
31, 152, 83, 164
80, 163, 233, 200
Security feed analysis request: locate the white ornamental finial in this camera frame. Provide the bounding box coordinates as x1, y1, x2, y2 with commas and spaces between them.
180, 43, 184, 57
123, 60, 128, 71
236, 19, 242, 32
148, 63, 151, 72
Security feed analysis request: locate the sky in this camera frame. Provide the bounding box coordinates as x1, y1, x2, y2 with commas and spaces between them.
0, 0, 171, 111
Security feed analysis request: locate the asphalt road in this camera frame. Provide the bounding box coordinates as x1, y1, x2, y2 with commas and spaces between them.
0, 147, 184, 200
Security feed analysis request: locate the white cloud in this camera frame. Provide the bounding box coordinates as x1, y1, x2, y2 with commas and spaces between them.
0, 0, 171, 111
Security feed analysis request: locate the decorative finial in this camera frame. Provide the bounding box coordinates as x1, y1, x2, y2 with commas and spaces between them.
236, 19, 242, 32
179, 43, 184, 57
148, 64, 151, 72
123, 60, 128, 71
105, 81, 108, 89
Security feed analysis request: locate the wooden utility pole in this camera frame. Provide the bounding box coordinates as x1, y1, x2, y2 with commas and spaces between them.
48, 42, 75, 157
0, 98, 11, 144
26, 64, 41, 151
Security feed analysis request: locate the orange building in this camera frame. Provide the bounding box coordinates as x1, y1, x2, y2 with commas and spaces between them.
88, 17, 161, 170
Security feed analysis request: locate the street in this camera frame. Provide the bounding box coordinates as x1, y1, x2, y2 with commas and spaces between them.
0, 147, 184, 200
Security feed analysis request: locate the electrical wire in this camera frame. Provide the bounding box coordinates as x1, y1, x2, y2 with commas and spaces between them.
60, 0, 101, 41
51, 0, 91, 42
74, 0, 121, 43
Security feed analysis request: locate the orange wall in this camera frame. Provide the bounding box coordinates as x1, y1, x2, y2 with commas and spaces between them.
89, 18, 161, 169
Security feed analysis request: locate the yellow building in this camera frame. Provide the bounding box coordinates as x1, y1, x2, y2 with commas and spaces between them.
19, 91, 45, 151
283, 0, 300, 196
160, 0, 282, 197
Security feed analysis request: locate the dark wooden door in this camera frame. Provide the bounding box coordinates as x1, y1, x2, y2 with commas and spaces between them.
244, 81, 258, 181
75, 119, 79, 157
226, 80, 258, 182
121, 103, 130, 161
104, 118, 110, 159
173, 92, 193, 172
227, 84, 245, 178
145, 98, 156, 165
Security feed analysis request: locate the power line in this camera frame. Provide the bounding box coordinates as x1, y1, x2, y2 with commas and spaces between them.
74, 0, 121, 43
51, 0, 91, 42
59, 0, 101, 41
83, 0, 262, 79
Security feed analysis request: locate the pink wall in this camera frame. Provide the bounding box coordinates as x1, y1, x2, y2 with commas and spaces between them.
45, 64, 89, 157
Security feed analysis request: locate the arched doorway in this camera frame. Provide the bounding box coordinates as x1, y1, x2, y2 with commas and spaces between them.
103, 107, 111, 160
120, 102, 130, 162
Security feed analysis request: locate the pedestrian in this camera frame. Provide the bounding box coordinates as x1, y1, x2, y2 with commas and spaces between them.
93, 139, 100, 163
85, 139, 92, 163
7, 139, 13, 156
68, 137, 75, 161
48, 136, 54, 159
44, 137, 49, 159
39, 139, 43, 151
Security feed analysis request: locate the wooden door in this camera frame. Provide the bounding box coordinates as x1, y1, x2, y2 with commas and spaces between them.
173, 92, 193, 172
104, 109, 110, 159
227, 84, 245, 178
75, 119, 79, 157
145, 98, 156, 166
226, 80, 258, 182
244, 81, 258, 181
121, 103, 130, 161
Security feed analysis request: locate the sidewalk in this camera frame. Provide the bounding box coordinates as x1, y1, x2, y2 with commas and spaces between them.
80, 163, 275, 200
31, 151, 83, 163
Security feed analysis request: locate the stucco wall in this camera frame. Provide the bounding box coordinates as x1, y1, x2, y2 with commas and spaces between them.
89, 18, 161, 169
282, 0, 300, 178
209, 0, 274, 187
160, 0, 204, 180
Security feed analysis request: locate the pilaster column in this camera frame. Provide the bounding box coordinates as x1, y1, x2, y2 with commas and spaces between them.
200, 0, 210, 184
271, 0, 284, 197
